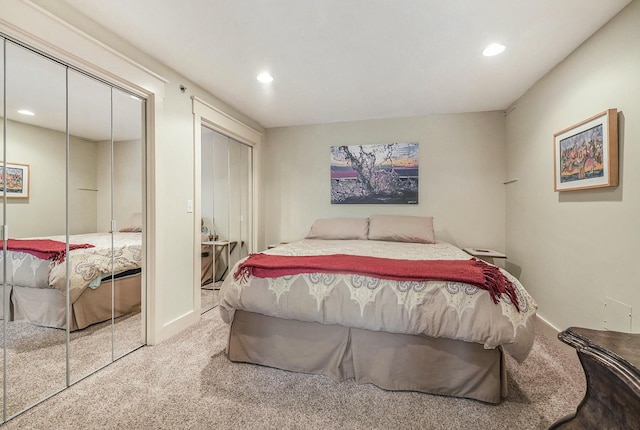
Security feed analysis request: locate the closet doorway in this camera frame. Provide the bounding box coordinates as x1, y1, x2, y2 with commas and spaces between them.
200, 127, 253, 313
0, 36, 146, 422
192, 97, 260, 315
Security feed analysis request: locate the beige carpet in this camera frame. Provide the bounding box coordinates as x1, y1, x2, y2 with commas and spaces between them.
1, 311, 142, 419
201, 282, 221, 313
1, 289, 218, 421
2, 300, 586, 430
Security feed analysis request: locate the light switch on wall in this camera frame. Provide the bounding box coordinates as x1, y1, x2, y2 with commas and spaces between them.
187, 199, 193, 213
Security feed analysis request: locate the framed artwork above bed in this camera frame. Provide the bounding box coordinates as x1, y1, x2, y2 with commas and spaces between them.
330, 142, 418, 204
553, 109, 618, 192
0, 161, 30, 198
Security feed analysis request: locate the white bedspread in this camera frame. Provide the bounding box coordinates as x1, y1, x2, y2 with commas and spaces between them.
220, 239, 538, 362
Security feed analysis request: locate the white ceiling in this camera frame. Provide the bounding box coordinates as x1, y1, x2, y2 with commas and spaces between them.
55, 0, 631, 128
2, 41, 144, 141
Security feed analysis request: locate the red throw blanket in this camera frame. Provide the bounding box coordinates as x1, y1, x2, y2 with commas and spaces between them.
6, 239, 94, 263
234, 253, 520, 311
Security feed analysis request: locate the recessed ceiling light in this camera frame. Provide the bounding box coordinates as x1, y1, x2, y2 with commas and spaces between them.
483, 43, 506, 57
17, 109, 35, 116
257, 72, 274, 84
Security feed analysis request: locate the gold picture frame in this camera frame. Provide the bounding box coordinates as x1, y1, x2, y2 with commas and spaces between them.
554, 109, 618, 192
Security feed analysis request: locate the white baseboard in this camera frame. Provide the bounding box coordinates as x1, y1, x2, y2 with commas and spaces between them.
150, 310, 200, 345
536, 314, 560, 340
536, 314, 579, 364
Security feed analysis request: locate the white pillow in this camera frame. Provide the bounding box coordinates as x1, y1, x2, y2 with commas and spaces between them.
368, 214, 435, 243
305, 217, 369, 240
118, 212, 143, 232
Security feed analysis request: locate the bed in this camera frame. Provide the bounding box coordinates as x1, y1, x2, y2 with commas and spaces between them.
219, 215, 537, 404
1, 215, 143, 331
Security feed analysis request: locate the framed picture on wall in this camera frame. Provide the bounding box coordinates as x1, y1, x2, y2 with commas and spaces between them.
330, 142, 419, 204
554, 109, 618, 192
0, 162, 30, 198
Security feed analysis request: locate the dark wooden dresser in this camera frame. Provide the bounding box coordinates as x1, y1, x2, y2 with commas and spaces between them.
550, 327, 640, 429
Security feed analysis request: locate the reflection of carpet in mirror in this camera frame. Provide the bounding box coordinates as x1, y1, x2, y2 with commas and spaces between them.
0, 311, 141, 418
201, 288, 219, 314
201, 280, 223, 290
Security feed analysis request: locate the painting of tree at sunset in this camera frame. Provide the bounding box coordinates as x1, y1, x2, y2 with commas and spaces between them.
330, 142, 418, 204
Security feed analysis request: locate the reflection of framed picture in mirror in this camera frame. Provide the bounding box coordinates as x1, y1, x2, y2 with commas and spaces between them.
0, 162, 30, 198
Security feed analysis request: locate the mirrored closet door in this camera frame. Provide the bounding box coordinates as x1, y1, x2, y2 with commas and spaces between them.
200, 126, 252, 313
0, 36, 4, 419
229, 138, 252, 267
111, 88, 145, 360
0, 36, 146, 422
4, 40, 68, 418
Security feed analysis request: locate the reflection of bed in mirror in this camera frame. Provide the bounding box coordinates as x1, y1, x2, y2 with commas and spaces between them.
2, 230, 142, 331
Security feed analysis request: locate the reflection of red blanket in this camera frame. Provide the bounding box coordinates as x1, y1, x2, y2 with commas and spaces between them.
7, 239, 94, 263
235, 253, 520, 311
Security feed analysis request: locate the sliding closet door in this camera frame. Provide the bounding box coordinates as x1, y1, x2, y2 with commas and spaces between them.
112, 88, 144, 359
4, 41, 67, 418
0, 38, 146, 422
238, 142, 252, 261
228, 139, 252, 269
213, 131, 230, 270
200, 129, 253, 314
204, 128, 230, 312
228, 141, 241, 271
0, 36, 5, 421
200, 126, 218, 312
67, 76, 145, 378
67, 69, 113, 383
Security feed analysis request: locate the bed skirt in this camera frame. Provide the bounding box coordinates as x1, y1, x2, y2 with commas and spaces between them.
227, 310, 507, 404
1, 285, 12, 320
11, 273, 141, 331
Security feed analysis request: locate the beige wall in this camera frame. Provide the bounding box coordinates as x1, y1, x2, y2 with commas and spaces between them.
505, 2, 640, 331
263, 111, 507, 251
68, 136, 99, 234
1, 120, 98, 237
96, 139, 143, 232
2, 119, 141, 237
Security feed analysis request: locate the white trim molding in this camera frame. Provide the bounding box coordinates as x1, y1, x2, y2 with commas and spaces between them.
192, 96, 262, 145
